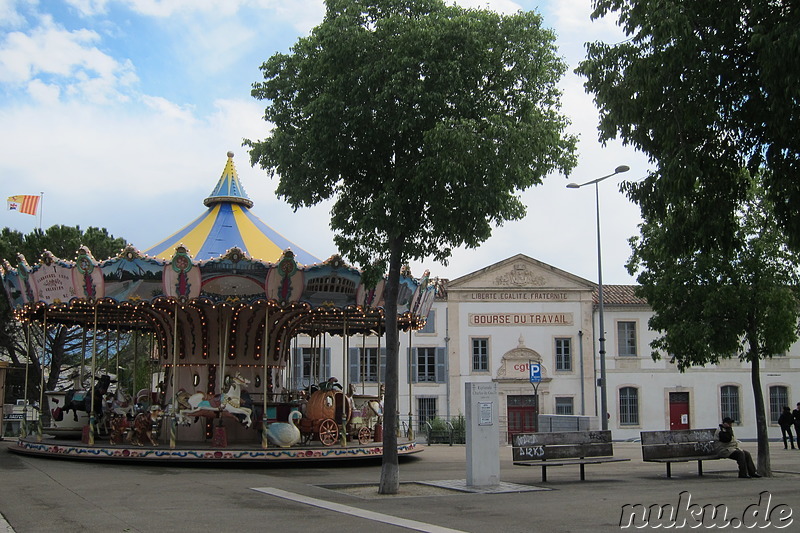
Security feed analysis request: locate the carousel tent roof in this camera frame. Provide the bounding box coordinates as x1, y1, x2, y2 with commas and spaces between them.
143, 152, 321, 265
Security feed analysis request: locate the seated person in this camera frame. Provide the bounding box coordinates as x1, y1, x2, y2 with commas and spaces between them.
715, 417, 761, 478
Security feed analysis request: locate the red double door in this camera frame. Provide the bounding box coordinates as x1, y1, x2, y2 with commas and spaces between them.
507, 395, 537, 442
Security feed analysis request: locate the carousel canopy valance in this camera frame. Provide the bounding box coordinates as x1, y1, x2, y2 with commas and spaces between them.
1, 245, 434, 325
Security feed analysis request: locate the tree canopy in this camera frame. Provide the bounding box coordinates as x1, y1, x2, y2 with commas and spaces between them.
626, 171, 800, 476
628, 174, 800, 370
248, 0, 577, 493
577, 0, 800, 252
249, 0, 576, 270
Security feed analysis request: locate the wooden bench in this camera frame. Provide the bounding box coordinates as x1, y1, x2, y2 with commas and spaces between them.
640, 429, 721, 478
512, 430, 629, 482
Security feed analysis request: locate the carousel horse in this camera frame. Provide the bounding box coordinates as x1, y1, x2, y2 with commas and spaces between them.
63, 374, 113, 422
127, 406, 162, 446
175, 373, 254, 428
109, 388, 135, 418
266, 410, 302, 448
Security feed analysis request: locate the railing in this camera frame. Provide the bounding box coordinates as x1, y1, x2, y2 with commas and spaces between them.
423, 416, 466, 446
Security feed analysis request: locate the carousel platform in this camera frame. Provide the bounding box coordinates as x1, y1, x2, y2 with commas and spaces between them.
9, 435, 422, 464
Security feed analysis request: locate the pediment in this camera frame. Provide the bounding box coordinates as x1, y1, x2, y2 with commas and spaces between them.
447, 254, 593, 291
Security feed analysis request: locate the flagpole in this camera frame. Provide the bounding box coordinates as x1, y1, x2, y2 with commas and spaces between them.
39, 192, 43, 230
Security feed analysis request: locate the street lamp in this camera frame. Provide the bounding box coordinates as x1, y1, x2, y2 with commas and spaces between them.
567, 165, 630, 431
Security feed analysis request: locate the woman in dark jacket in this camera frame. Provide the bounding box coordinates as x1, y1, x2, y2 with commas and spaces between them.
778, 406, 795, 450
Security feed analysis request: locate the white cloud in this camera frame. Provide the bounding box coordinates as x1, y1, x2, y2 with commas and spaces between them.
141, 94, 196, 122
549, 0, 626, 42
0, 15, 138, 102
0, 0, 33, 29
452, 0, 523, 15
64, 0, 112, 16
26, 78, 61, 104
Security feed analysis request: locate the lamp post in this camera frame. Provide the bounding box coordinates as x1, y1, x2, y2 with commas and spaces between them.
567, 165, 630, 431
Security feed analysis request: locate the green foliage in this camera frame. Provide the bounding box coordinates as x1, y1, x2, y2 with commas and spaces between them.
426, 416, 449, 432
449, 413, 466, 432
0, 225, 125, 265
248, 0, 577, 272
627, 173, 800, 370
577, 0, 800, 252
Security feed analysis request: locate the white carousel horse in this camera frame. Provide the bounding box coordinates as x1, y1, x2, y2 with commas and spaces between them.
176, 373, 253, 428
110, 388, 135, 418
266, 410, 302, 448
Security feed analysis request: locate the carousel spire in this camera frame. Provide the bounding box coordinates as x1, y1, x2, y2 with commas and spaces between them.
203, 151, 254, 208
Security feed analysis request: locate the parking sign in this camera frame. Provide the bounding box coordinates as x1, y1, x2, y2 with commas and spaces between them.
529, 362, 541, 383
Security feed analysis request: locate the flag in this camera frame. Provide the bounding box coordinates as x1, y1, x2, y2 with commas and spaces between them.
7, 195, 40, 216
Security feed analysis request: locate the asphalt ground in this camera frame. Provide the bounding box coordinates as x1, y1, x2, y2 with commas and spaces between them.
1, 438, 798, 532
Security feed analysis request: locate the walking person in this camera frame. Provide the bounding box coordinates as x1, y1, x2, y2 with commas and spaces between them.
780, 405, 796, 449
793, 403, 800, 448
715, 417, 761, 478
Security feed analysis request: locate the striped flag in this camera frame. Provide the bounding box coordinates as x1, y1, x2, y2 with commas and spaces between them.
7, 195, 40, 216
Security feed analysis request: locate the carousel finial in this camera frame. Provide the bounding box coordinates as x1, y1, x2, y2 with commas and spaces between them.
227, 151, 234, 158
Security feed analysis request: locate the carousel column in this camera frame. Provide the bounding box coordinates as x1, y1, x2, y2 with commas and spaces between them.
261, 306, 270, 449
213, 307, 231, 448
340, 317, 347, 447
132, 332, 138, 408
36, 310, 48, 442
407, 327, 414, 441
169, 301, 179, 449
80, 329, 87, 389
360, 333, 366, 395
21, 323, 31, 439
88, 305, 98, 445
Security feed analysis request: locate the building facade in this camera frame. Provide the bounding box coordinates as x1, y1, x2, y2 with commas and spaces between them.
295, 254, 800, 441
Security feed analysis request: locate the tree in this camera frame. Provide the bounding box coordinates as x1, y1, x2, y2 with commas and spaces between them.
0, 225, 127, 407
248, 0, 577, 493
577, 0, 800, 252
626, 173, 800, 476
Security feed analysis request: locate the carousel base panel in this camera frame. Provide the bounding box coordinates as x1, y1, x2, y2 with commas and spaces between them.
9, 436, 423, 463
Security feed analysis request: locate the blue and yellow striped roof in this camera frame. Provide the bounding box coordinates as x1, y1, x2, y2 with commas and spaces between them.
144, 152, 321, 265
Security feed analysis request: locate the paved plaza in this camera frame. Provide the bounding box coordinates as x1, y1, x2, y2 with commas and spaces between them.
1, 438, 798, 532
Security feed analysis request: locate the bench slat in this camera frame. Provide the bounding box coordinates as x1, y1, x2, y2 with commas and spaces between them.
512, 430, 611, 447
644, 456, 721, 463
640, 429, 716, 445
514, 457, 629, 467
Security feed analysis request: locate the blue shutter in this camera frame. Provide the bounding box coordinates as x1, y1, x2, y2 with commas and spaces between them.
348, 347, 360, 383
409, 347, 417, 384
379, 347, 387, 383
435, 347, 446, 383
292, 347, 302, 390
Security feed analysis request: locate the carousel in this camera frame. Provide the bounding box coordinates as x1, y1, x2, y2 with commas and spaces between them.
2, 152, 434, 463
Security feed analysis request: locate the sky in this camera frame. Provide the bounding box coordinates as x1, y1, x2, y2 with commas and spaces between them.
0, 0, 652, 285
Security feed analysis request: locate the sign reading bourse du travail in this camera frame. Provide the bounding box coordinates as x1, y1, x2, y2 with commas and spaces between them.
468, 313, 573, 326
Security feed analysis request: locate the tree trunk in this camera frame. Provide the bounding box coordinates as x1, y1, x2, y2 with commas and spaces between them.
378, 236, 403, 494
749, 339, 771, 476
47, 326, 69, 391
